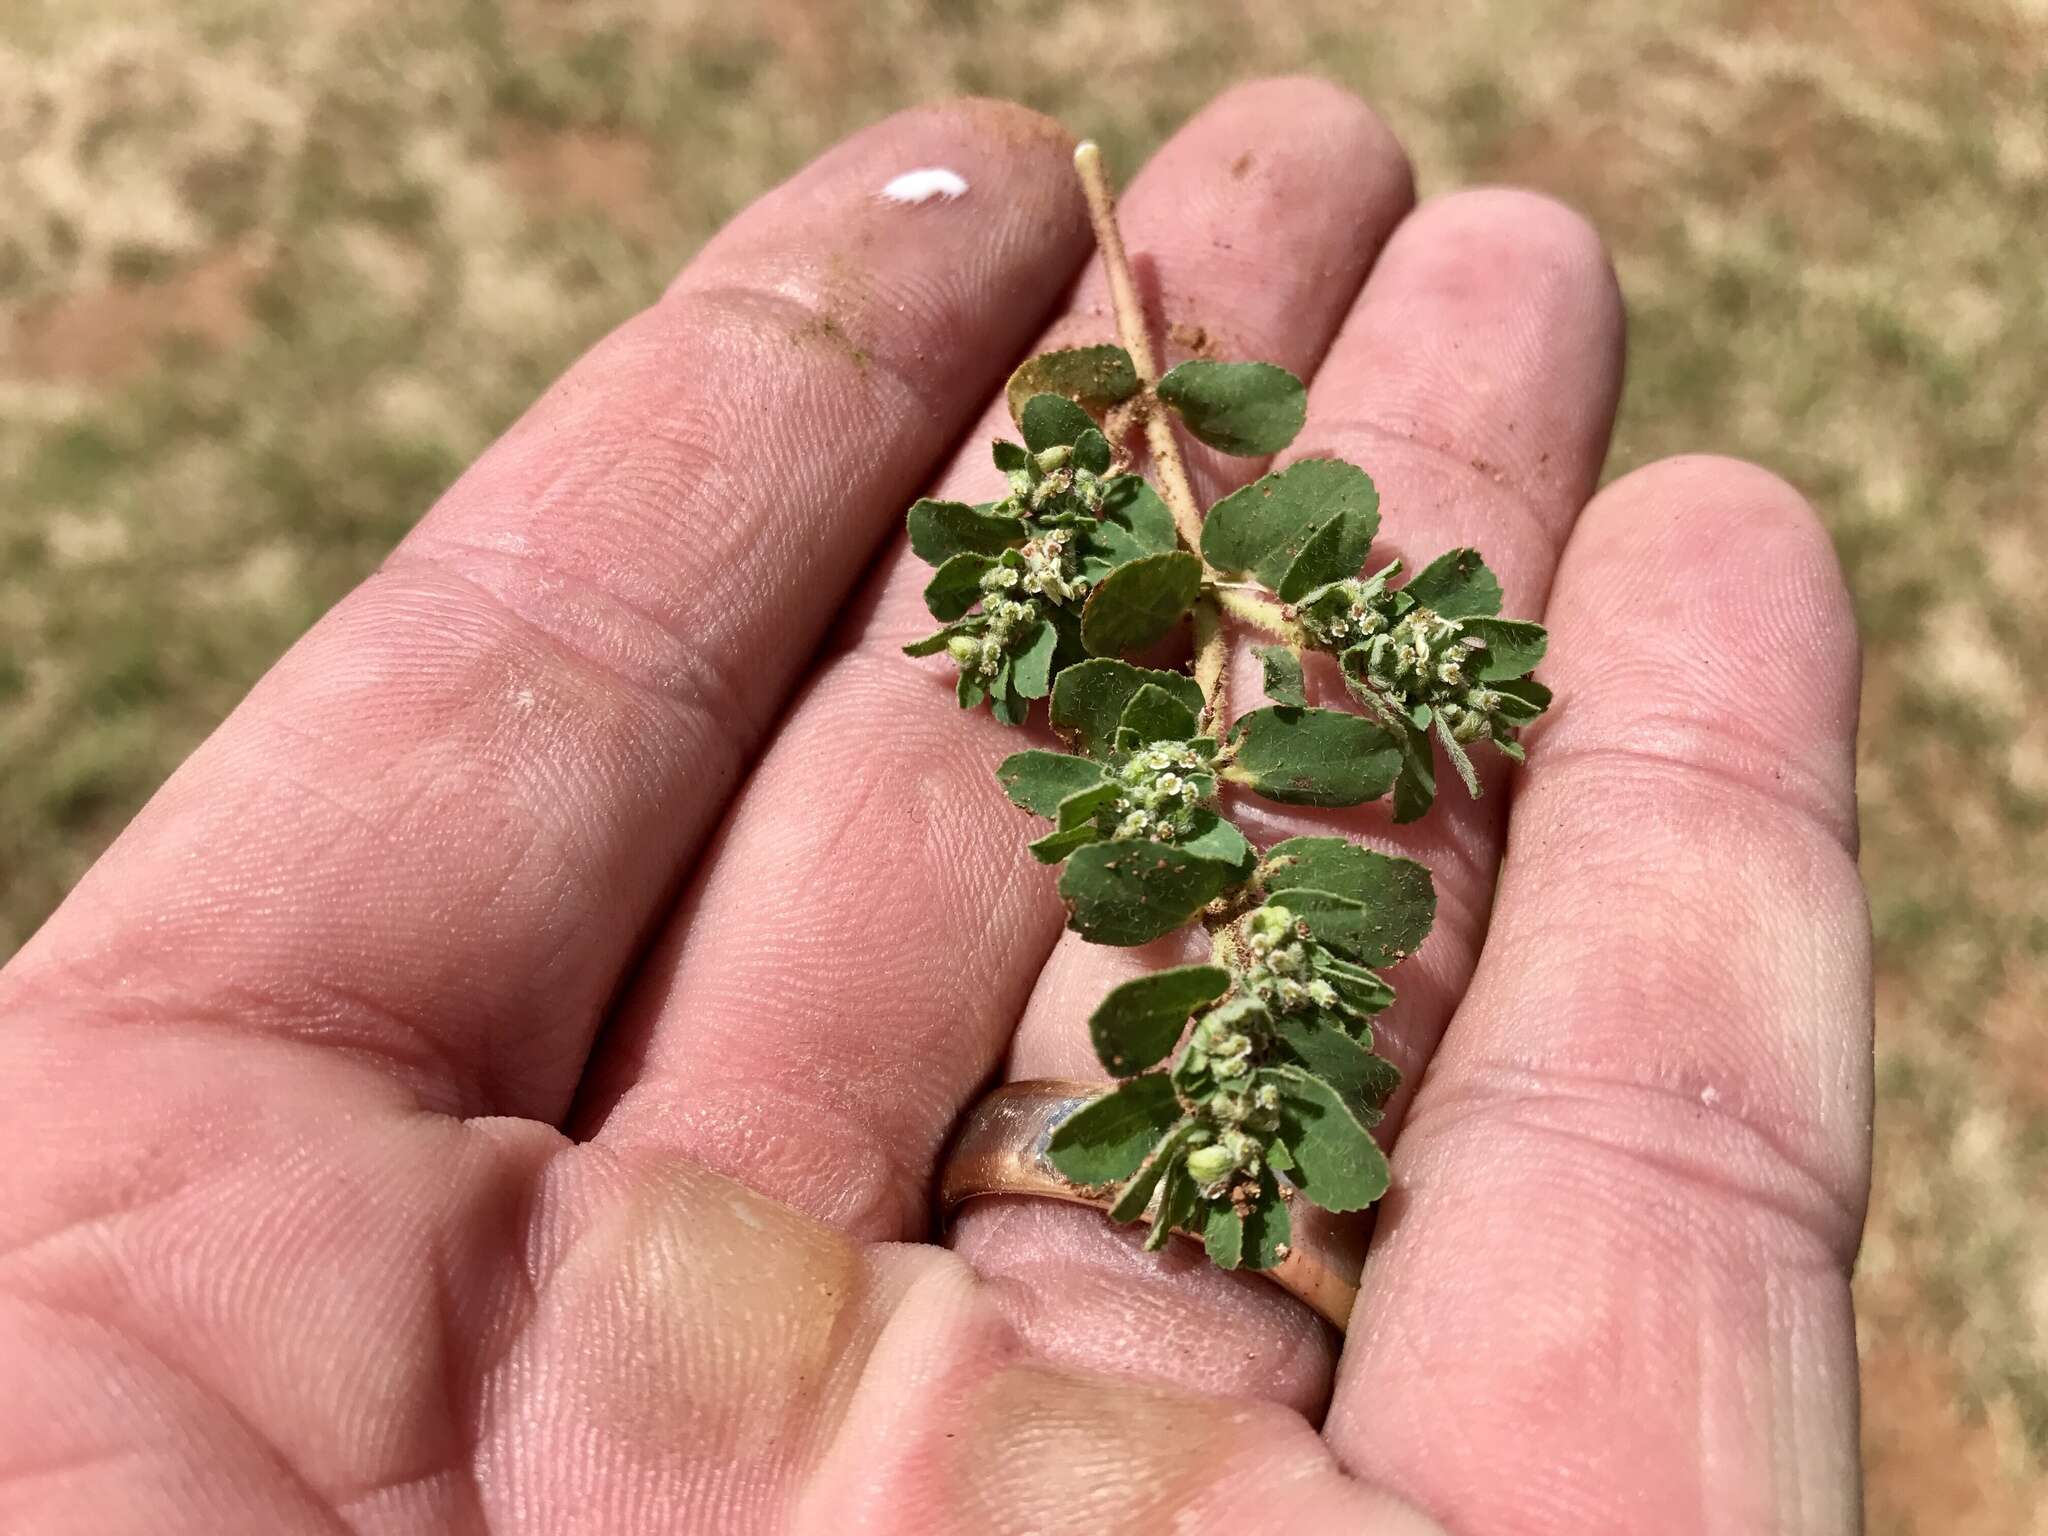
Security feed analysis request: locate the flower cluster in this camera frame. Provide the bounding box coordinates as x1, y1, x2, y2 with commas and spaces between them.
904, 335, 1550, 1273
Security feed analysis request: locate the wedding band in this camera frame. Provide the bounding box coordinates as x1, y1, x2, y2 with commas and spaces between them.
938, 1078, 1367, 1330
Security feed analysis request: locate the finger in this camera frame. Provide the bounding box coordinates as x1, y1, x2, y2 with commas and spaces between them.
1324, 457, 1869, 1534
580, 81, 1415, 1233
1, 102, 1089, 1122
956, 188, 1625, 1411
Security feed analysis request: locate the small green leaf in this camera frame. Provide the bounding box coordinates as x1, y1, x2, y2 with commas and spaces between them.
1156, 360, 1307, 456
1202, 1196, 1243, 1268
1201, 459, 1379, 588
1051, 659, 1205, 759
1117, 682, 1201, 746
1021, 392, 1096, 452
1258, 837, 1435, 966
1175, 811, 1254, 879
1401, 548, 1502, 619
1256, 644, 1307, 708
1006, 345, 1139, 424
997, 750, 1106, 818
1269, 1012, 1401, 1128
1313, 951, 1397, 1016
907, 499, 1022, 565
1088, 963, 1232, 1074
923, 553, 994, 620
1081, 551, 1201, 658
1490, 675, 1553, 725
1012, 619, 1059, 699
1203, 1169, 1292, 1270
1390, 720, 1437, 824
1094, 476, 1179, 559
1047, 1075, 1182, 1186
903, 621, 970, 658
1073, 428, 1113, 475
956, 670, 986, 709
992, 439, 1029, 474
1268, 886, 1397, 970
989, 662, 1028, 726
1056, 779, 1123, 830
1148, 1160, 1199, 1251
1242, 1169, 1292, 1269
1058, 840, 1236, 945
1268, 1066, 1390, 1212
1028, 825, 1097, 865
1223, 706, 1401, 806
1109, 1122, 1195, 1222
1461, 617, 1547, 680
1277, 509, 1376, 602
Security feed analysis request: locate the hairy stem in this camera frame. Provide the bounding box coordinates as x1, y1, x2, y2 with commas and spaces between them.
1075, 141, 1231, 734
1214, 588, 1304, 645
1192, 595, 1228, 735
1073, 142, 1208, 564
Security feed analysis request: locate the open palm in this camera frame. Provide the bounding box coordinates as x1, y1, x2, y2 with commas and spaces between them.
0, 81, 1870, 1534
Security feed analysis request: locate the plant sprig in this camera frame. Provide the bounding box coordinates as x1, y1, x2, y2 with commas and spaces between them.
904, 142, 1553, 1272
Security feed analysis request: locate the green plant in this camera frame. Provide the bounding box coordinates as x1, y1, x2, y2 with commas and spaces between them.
904, 145, 1549, 1271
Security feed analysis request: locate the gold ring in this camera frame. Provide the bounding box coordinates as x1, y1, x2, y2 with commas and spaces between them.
938, 1078, 1366, 1330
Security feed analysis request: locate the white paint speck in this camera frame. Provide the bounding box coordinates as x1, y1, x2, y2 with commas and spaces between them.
1700, 1085, 1721, 1108
880, 167, 968, 205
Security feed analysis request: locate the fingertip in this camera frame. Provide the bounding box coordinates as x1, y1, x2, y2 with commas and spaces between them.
1583, 453, 1859, 712
1206, 75, 1415, 195
1544, 451, 1862, 849
1390, 187, 1624, 376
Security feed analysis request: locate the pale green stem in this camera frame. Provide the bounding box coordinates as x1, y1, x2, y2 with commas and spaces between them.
1214, 588, 1304, 646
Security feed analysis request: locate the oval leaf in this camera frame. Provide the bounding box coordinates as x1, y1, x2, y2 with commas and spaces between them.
1156, 359, 1307, 456
1051, 658, 1205, 759
1255, 644, 1307, 708
1006, 344, 1139, 424
1460, 616, 1548, 681
922, 552, 993, 620
1201, 459, 1379, 586
1223, 706, 1401, 806
1175, 811, 1254, 880
1046, 1075, 1182, 1186
1203, 1167, 1292, 1270
1117, 681, 1201, 746
1258, 836, 1435, 965
1021, 393, 1096, 452
1401, 547, 1502, 619
1081, 550, 1201, 657
1267, 1065, 1390, 1212
1268, 1011, 1401, 1128
997, 750, 1106, 818
1011, 618, 1059, 700
1058, 840, 1235, 945
1088, 963, 1232, 1074
907, 499, 1023, 565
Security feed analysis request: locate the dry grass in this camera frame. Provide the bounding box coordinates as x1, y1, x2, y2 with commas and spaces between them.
3, 2, 2043, 1527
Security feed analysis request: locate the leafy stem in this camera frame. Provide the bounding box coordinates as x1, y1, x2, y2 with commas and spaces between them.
900, 130, 1555, 1277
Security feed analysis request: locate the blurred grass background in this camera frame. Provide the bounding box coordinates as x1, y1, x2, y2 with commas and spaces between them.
1, 1, 2042, 1527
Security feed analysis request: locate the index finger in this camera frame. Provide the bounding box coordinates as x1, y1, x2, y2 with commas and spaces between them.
2, 103, 1089, 1123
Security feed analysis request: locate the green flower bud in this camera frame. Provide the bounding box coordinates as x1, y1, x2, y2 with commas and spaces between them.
1185, 1142, 1236, 1186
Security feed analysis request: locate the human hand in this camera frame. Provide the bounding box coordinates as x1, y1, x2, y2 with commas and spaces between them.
0, 80, 1870, 1534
